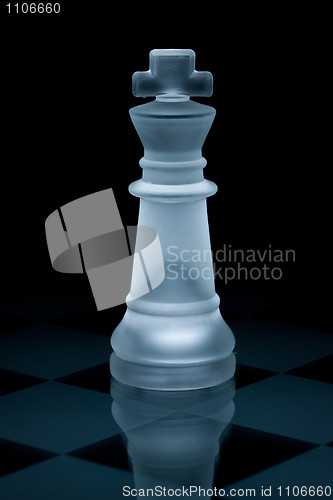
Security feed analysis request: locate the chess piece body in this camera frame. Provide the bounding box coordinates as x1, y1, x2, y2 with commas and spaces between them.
111, 50, 235, 390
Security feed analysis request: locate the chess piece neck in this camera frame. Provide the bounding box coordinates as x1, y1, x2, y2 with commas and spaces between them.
129, 98, 216, 186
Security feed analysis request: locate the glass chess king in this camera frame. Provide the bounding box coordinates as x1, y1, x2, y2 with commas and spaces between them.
110, 49, 235, 390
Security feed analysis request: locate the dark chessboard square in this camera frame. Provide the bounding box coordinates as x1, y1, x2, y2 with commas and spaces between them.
0, 324, 109, 379
255, 293, 332, 332
0, 313, 34, 334
56, 363, 110, 394
69, 434, 129, 471
51, 305, 126, 336
0, 438, 55, 477
286, 354, 333, 384
0, 368, 45, 396
214, 424, 316, 488
235, 364, 277, 389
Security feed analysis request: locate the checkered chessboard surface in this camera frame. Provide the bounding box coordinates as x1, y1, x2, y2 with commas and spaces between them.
0, 288, 332, 499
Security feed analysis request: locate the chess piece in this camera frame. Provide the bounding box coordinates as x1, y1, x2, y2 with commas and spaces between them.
111, 378, 235, 495
111, 49, 235, 390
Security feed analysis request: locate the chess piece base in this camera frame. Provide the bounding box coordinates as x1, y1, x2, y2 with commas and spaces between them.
110, 302, 235, 390
110, 352, 236, 391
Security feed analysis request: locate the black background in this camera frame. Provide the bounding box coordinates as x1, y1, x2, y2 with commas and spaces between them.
1, 4, 330, 327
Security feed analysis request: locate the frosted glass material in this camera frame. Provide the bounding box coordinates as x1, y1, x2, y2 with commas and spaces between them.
111, 49, 235, 390
132, 49, 213, 97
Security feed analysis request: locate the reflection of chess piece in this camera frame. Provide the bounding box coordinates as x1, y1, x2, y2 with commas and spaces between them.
111, 49, 235, 390
111, 378, 235, 496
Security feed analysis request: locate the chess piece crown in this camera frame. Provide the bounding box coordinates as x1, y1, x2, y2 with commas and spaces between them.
132, 48, 213, 97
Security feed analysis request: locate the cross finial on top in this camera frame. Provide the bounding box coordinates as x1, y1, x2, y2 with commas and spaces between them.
132, 49, 213, 98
